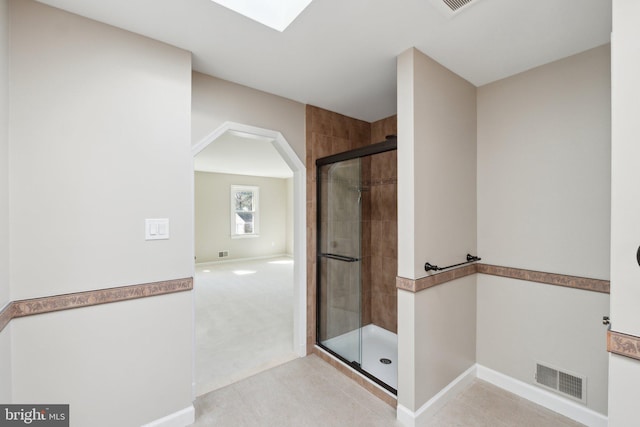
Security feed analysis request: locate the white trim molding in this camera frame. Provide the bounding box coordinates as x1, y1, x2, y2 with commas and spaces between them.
396, 365, 608, 427
476, 365, 608, 427
397, 364, 477, 427
195, 253, 291, 266
140, 405, 194, 427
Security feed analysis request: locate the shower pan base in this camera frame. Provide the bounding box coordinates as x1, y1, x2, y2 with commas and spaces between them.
321, 324, 397, 390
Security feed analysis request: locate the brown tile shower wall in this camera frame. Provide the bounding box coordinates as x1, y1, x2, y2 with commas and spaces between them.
360, 155, 373, 328
367, 147, 397, 333
306, 105, 370, 349
368, 115, 398, 334
306, 106, 397, 352
371, 116, 397, 144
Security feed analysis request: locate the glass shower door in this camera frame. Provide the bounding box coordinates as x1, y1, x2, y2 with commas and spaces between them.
317, 157, 362, 367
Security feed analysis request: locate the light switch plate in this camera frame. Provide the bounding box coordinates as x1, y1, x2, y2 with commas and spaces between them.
145, 218, 169, 240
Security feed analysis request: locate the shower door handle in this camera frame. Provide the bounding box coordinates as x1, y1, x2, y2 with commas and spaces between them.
320, 253, 360, 263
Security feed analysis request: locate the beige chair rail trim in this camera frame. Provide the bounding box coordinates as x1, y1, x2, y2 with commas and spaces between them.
4, 274, 634, 361
608, 330, 640, 361
396, 264, 477, 293
477, 264, 610, 293
397, 263, 610, 294
0, 277, 193, 333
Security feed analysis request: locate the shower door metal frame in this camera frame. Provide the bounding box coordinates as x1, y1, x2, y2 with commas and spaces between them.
315, 137, 397, 395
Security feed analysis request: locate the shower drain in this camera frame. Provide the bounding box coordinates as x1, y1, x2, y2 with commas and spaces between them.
380, 358, 392, 365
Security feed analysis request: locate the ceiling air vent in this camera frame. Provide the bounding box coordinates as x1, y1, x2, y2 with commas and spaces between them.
442, 0, 474, 12
428, 0, 480, 18
535, 362, 587, 404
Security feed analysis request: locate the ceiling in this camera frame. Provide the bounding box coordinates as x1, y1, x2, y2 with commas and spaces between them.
35, 0, 611, 124
194, 131, 293, 178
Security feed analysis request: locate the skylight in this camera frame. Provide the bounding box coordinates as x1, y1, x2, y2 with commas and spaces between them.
211, 0, 313, 32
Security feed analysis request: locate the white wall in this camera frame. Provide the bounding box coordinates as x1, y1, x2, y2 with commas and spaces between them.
397, 47, 477, 413
477, 276, 609, 414
192, 72, 305, 163
398, 276, 477, 414
0, 327, 9, 403
476, 45, 611, 415
396, 49, 416, 281
0, 0, 7, 305
609, 0, 640, 342
478, 45, 611, 280
8, 1, 193, 424
10, 0, 193, 298
12, 293, 192, 427
609, 1, 640, 425
0, 0, 11, 404
195, 171, 289, 262
608, 355, 640, 427
415, 276, 476, 405
397, 48, 477, 280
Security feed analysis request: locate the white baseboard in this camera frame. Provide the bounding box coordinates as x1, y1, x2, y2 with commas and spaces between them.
476, 365, 608, 427
140, 406, 195, 427
297, 342, 307, 357
195, 254, 290, 266
397, 364, 477, 427
396, 365, 607, 427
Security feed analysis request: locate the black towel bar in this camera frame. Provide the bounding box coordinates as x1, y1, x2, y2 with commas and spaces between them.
424, 254, 481, 272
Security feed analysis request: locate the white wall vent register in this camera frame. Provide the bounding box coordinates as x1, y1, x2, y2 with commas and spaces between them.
535, 362, 587, 404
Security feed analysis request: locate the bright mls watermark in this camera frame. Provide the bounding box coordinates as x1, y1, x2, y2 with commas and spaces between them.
0, 405, 68, 426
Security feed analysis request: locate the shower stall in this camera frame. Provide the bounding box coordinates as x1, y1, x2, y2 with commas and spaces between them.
316, 137, 398, 393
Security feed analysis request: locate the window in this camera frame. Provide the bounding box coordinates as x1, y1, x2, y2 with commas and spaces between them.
230, 185, 259, 237
208, 0, 314, 32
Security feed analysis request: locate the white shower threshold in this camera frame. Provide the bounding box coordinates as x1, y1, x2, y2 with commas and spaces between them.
321, 324, 398, 390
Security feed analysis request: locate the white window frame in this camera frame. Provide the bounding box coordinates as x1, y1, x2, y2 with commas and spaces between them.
230, 185, 259, 238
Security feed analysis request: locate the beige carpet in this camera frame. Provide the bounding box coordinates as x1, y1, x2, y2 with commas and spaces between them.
195, 256, 298, 396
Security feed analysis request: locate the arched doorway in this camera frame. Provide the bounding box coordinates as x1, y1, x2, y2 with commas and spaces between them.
191, 121, 306, 396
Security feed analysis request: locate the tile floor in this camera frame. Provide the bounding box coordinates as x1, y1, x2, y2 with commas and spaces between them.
193, 355, 586, 427
195, 256, 298, 396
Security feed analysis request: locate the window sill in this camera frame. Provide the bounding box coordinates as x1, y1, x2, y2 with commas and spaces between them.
231, 234, 260, 239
